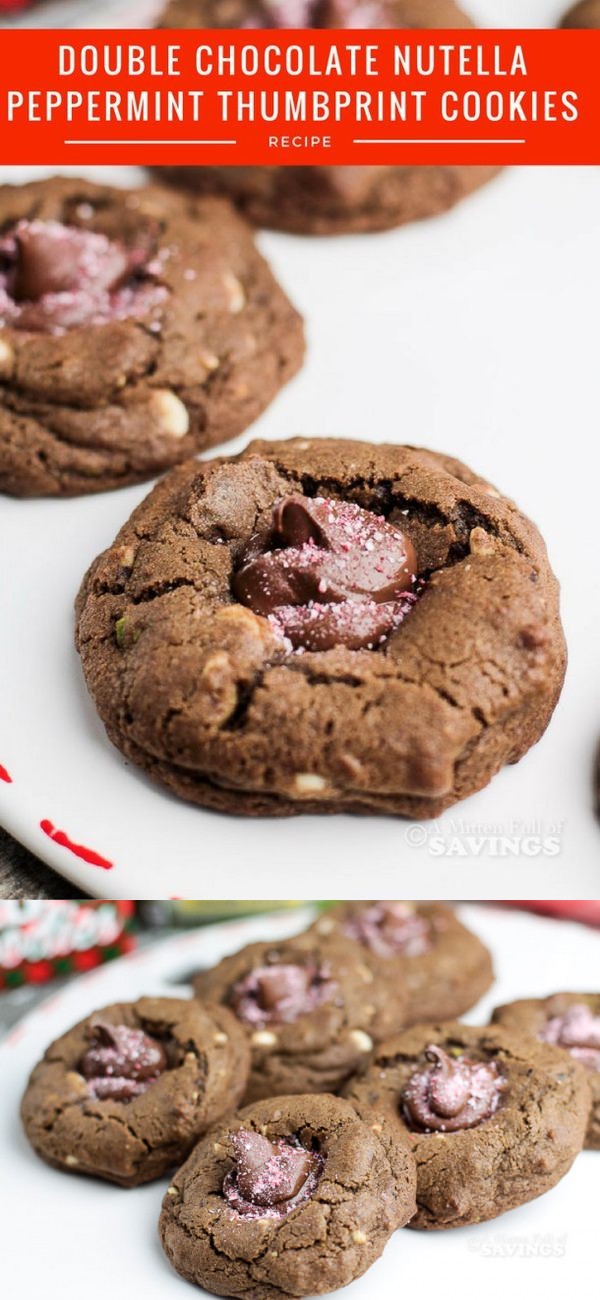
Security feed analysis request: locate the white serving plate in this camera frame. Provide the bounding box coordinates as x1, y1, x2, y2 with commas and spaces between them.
1, 0, 599, 897
2, 905, 599, 1299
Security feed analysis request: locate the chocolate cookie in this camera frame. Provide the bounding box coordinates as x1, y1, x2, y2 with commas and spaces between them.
311, 902, 494, 1022
159, 1092, 417, 1299
154, 1, 500, 235
75, 437, 566, 818
193, 933, 406, 1100
492, 993, 600, 1150
561, 0, 600, 26
21, 996, 250, 1186
345, 1022, 591, 1229
0, 177, 304, 496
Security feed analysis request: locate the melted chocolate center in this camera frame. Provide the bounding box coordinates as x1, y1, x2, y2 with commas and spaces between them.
0, 219, 166, 334
241, 0, 391, 28
539, 1004, 600, 1072
232, 495, 417, 651
402, 1045, 503, 1132
79, 1020, 168, 1102
343, 901, 432, 958
230, 961, 336, 1026
223, 1129, 323, 1219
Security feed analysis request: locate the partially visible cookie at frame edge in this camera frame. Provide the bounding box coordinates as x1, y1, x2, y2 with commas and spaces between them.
159, 1093, 417, 1300
0, 177, 304, 496
311, 901, 494, 1022
344, 1021, 591, 1229
492, 992, 600, 1150
154, 1, 500, 235
192, 932, 406, 1101
561, 0, 600, 26
20, 996, 250, 1186
75, 437, 567, 818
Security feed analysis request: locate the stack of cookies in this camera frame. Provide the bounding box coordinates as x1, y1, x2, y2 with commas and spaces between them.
20, 903, 597, 1298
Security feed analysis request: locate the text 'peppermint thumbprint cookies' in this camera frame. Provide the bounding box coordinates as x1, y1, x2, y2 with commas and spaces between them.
193, 932, 406, 1101
345, 1022, 591, 1228
154, 1, 500, 235
0, 177, 304, 496
21, 997, 250, 1185
492, 993, 600, 1149
75, 437, 566, 817
159, 1093, 417, 1299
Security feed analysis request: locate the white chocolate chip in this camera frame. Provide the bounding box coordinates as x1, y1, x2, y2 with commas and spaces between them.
349, 1030, 373, 1053
371, 1123, 383, 1134
151, 389, 190, 438
316, 917, 334, 935
0, 337, 14, 374
294, 441, 311, 450
191, 1092, 199, 1102
213, 1142, 226, 1156
223, 271, 246, 314
293, 773, 327, 795
469, 527, 495, 557
213, 1031, 229, 1045
65, 1155, 79, 1167
356, 964, 374, 985
251, 1030, 278, 1048
352, 1230, 367, 1245
167, 1185, 178, 1196
199, 349, 220, 372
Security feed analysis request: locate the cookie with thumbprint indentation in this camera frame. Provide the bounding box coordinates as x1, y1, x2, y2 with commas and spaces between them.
344, 1021, 591, 1228
492, 992, 600, 1149
159, 1092, 417, 1299
0, 177, 304, 496
153, 0, 500, 235
75, 437, 566, 818
192, 933, 406, 1101
311, 902, 493, 1022
20, 996, 250, 1186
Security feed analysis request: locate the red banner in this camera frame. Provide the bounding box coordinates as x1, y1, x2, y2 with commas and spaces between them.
0, 29, 597, 166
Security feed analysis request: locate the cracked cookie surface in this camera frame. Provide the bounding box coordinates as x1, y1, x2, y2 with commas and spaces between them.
310, 902, 494, 1023
154, 1, 500, 234
20, 996, 250, 1186
492, 992, 600, 1149
345, 1021, 591, 1228
0, 177, 304, 496
193, 932, 406, 1101
159, 1092, 417, 1299
75, 436, 566, 818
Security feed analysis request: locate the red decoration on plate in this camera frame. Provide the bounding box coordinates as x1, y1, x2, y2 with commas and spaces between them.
502, 902, 600, 927
39, 819, 114, 870
0, 764, 13, 783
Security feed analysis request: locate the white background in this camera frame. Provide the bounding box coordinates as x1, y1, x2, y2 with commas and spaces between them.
0, 0, 599, 897
2, 907, 599, 1299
